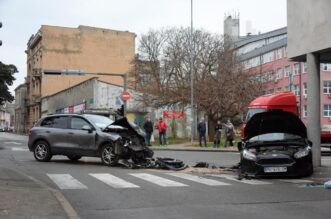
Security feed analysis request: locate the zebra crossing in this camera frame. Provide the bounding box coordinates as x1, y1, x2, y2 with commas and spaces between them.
46, 172, 314, 190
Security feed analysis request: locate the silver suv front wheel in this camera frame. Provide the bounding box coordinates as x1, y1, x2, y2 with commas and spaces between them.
101, 143, 118, 166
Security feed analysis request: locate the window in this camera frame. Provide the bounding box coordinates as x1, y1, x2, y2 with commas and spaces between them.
321, 63, 331, 71
277, 87, 282, 92
324, 105, 331, 117
294, 63, 301, 75
284, 65, 291, 77
323, 81, 331, 94
276, 68, 283, 80
303, 62, 307, 73
284, 46, 288, 57
262, 51, 274, 64
40, 116, 68, 129
284, 86, 289, 91
267, 71, 275, 81
276, 48, 282, 60
293, 85, 300, 96
70, 117, 91, 130
303, 82, 307, 95
304, 105, 307, 118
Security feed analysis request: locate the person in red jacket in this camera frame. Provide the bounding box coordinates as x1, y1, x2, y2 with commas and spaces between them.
155, 117, 168, 146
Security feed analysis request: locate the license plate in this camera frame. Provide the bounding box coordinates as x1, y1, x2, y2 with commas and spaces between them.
264, 167, 287, 173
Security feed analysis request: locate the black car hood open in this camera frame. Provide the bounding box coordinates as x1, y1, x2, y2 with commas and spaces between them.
244, 111, 307, 140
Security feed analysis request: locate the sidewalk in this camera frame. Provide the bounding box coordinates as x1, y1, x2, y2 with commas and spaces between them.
151, 142, 239, 152
0, 167, 76, 219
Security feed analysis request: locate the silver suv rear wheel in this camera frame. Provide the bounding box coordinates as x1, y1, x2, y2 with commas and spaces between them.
33, 140, 52, 162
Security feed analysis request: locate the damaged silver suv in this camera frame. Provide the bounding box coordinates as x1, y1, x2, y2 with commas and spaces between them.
28, 114, 152, 165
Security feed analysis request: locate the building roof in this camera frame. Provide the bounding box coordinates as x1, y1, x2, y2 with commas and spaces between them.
239, 38, 287, 61
235, 27, 287, 48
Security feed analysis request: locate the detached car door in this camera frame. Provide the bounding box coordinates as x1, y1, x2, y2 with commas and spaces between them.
67, 116, 96, 152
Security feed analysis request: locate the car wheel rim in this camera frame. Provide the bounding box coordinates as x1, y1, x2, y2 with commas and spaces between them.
102, 146, 114, 164
35, 144, 47, 160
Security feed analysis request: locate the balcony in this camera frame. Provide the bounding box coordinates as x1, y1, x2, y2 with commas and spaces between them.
32, 68, 42, 78
31, 94, 41, 103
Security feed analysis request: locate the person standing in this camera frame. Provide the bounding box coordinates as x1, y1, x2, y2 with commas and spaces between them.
143, 116, 153, 146
224, 119, 235, 147
214, 120, 222, 148
197, 118, 207, 147
155, 117, 168, 146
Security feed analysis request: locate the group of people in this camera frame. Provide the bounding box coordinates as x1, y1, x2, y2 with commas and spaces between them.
143, 116, 167, 146
144, 115, 236, 148
197, 118, 236, 148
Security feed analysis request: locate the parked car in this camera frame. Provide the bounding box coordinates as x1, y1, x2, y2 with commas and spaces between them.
239, 111, 313, 178
28, 114, 152, 165
0, 125, 5, 132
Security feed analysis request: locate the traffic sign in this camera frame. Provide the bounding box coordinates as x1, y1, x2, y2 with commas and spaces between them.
121, 91, 130, 101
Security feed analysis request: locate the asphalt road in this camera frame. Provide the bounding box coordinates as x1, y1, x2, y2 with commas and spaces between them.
1, 132, 331, 219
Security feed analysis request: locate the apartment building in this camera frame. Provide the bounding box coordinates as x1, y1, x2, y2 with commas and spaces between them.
14, 84, 27, 134
25, 25, 135, 129
224, 17, 331, 130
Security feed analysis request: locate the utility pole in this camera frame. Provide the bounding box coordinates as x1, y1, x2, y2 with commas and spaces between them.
0, 22, 2, 46
190, 0, 195, 144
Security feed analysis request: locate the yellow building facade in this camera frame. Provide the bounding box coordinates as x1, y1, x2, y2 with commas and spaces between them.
25, 25, 135, 129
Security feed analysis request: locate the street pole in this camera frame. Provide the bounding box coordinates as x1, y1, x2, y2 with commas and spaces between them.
123, 73, 128, 116
190, 0, 195, 144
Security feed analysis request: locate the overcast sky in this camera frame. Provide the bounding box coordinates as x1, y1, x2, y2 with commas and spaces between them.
0, 0, 287, 94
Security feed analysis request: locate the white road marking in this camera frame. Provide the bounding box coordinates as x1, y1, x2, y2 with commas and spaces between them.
167, 173, 231, 186
209, 174, 273, 185
280, 179, 313, 183
130, 173, 188, 187
89, 173, 140, 188
47, 174, 88, 190
4, 141, 22, 145
11, 147, 28, 151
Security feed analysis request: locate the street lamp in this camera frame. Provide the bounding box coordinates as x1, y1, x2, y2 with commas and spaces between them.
190, 0, 195, 144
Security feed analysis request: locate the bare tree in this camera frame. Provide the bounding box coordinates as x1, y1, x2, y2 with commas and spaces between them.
130, 28, 261, 138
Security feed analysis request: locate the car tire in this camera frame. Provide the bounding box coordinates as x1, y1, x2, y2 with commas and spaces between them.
67, 155, 82, 161
100, 143, 118, 166
33, 140, 52, 162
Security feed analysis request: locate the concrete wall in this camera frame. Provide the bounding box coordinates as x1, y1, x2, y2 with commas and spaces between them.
43, 78, 95, 114
287, 0, 331, 60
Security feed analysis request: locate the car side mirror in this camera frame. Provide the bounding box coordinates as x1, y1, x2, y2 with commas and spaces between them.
237, 141, 243, 152
82, 125, 93, 133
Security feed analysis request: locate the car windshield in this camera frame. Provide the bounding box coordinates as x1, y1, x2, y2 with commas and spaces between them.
245, 108, 266, 122
249, 133, 302, 142
84, 114, 114, 129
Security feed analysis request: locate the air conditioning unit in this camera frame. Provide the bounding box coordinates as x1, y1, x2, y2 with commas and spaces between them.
328, 94, 331, 98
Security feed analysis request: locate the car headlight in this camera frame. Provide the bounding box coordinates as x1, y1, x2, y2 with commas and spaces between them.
243, 149, 257, 161
294, 146, 311, 159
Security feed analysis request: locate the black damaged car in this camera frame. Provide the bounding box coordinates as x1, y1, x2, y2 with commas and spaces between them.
239, 111, 313, 178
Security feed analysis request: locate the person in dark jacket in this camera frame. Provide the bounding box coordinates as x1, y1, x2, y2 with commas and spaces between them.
143, 116, 153, 146
213, 120, 222, 148
197, 118, 207, 147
